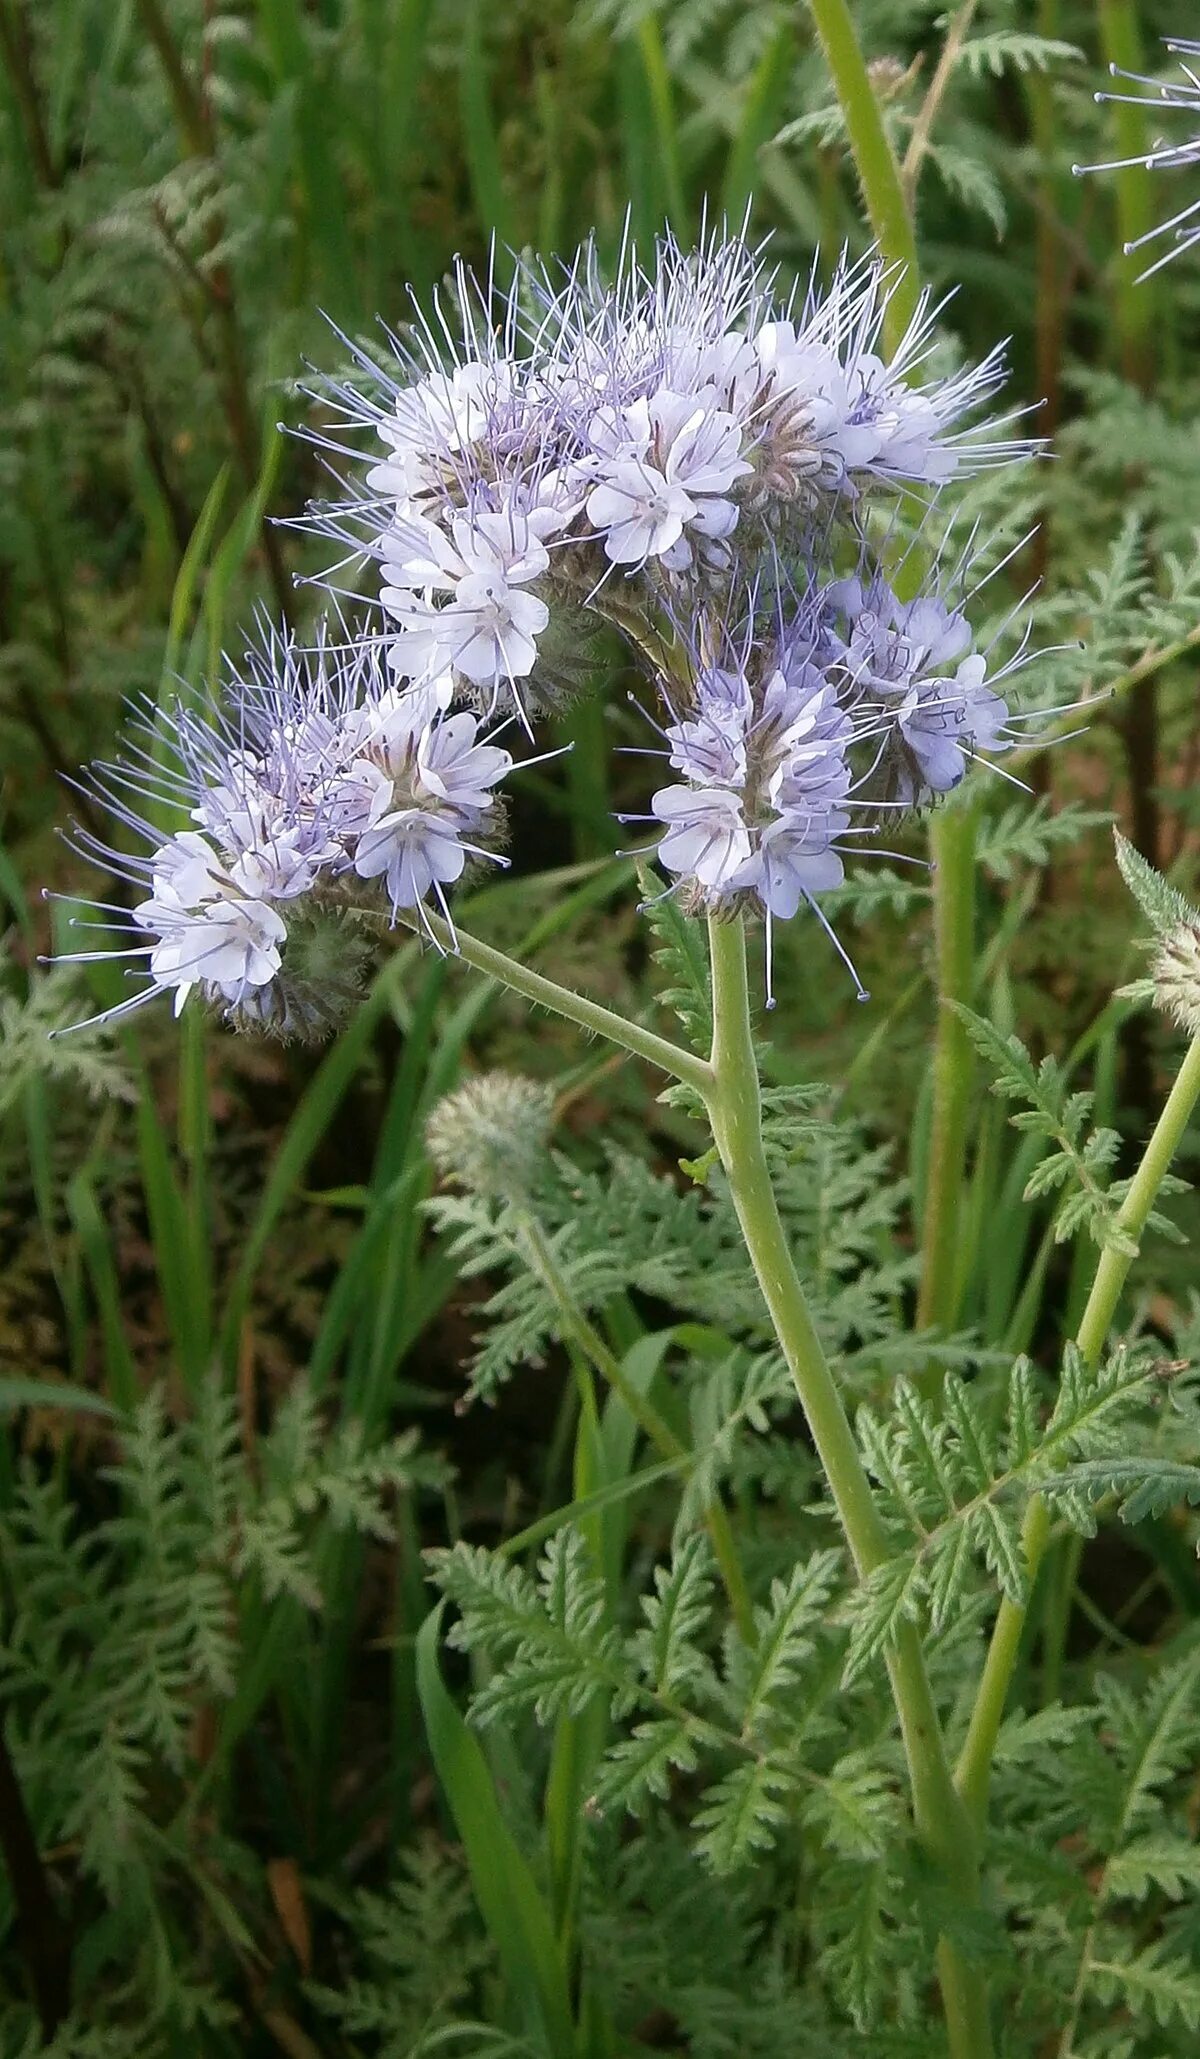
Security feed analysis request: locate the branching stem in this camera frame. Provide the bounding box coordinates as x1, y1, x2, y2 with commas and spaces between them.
410, 909, 713, 1095
517, 1211, 755, 1642
414, 897, 997, 2050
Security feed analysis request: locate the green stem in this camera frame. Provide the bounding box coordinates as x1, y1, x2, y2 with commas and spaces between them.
518, 1212, 755, 1643
1097, 0, 1156, 383
411, 910, 713, 1096
916, 803, 977, 1349
804, 0, 978, 1368
409, 913, 748, 1630
705, 915, 994, 2059
519, 1213, 681, 1454
957, 1030, 1200, 1824
1097, 3, 1162, 891
806, 0, 918, 348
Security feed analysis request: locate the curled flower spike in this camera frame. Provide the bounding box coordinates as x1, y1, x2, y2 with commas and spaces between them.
1075, 39, 1200, 277
426, 1072, 557, 1202
298, 225, 1035, 720
630, 531, 1050, 1000
825, 575, 1014, 805
630, 577, 866, 1007
54, 624, 518, 1036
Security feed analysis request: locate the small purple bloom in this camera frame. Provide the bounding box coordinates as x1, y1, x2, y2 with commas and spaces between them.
57, 626, 516, 1029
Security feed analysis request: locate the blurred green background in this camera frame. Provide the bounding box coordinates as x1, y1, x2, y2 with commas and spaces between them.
3, 2, 1200, 2051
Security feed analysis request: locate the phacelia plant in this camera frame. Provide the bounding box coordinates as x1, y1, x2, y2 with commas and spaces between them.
44, 25, 1200, 2059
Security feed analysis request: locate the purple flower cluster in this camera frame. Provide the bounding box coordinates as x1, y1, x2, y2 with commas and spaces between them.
1077, 38, 1200, 277
63, 226, 1036, 1031
307, 229, 1027, 720
62, 630, 514, 1033
641, 558, 1025, 953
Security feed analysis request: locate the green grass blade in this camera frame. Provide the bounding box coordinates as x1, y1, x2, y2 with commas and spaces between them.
416, 1603, 577, 2058
460, 0, 516, 255
217, 962, 401, 1374
500, 1454, 683, 1562
720, 20, 794, 224
66, 1173, 140, 1414
161, 463, 232, 704
633, 16, 685, 232
0, 1378, 114, 1418
136, 1084, 211, 1396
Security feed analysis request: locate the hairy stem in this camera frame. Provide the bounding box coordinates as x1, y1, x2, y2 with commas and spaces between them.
518, 1211, 755, 1642
957, 1030, 1200, 1824
410, 908, 713, 1094
805, 0, 978, 1370
806, 0, 919, 348
705, 915, 993, 2059
916, 803, 977, 1348
1096, 2, 1161, 1135
1097, 0, 1156, 385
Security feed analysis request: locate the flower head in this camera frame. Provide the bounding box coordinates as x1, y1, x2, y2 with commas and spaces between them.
824, 573, 1016, 803
426, 1072, 557, 1201
57, 624, 517, 1032
300, 227, 1033, 717
644, 581, 859, 931
636, 534, 1039, 992
379, 502, 561, 707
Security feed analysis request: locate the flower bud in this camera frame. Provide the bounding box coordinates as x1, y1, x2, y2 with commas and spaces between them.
425, 1072, 556, 1201
222, 907, 374, 1044
1152, 922, 1200, 1040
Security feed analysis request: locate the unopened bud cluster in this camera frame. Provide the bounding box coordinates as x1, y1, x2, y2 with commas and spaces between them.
426, 1073, 556, 1201
1152, 922, 1200, 1039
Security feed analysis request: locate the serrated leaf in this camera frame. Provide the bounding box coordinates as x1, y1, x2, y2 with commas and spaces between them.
801, 1750, 898, 1861
842, 1554, 923, 1684
1106, 1837, 1200, 1902
693, 1757, 794, 1873
735, 1549, 841, 1734
1051, 1457, 1200, 1525
592, 1718, 697, 1817
638, 1532, 715, 1696
1114, 831, 1198, 939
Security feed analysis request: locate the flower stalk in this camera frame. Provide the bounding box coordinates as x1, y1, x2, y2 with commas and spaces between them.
804, 0, 981, 1361
956, 1028, 1200, 1825
916, 800, 978, 1350
411, 909, 713, 1095
806, 0, 919, 349
515, 1208, 755, 1643
704, 914, 994, 2059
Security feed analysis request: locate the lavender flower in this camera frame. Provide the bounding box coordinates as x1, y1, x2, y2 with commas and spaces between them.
379, 503, 563, 702
584, 387, 751, 568
824, 571, 1021, 804
58, 626, 516, 1033
336, 686, 512, 918
1076, 39, 1200, 276
300, 228, 1031, 717
633, 538, 1038, 993
58, 230, 1046, 1037
644, 591, 857, 929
